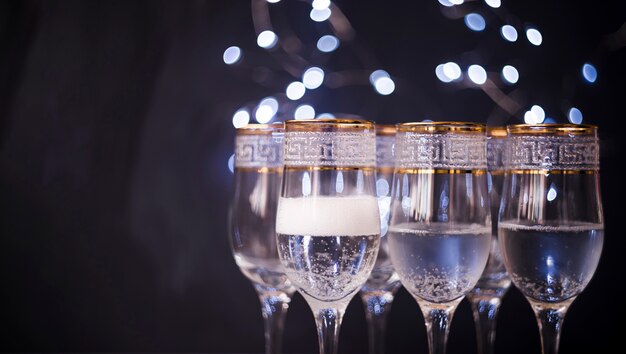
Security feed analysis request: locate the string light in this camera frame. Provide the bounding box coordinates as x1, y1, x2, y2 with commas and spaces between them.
374, 77, 395, 95
582, 63, 598, 83
526, 28, 543, 46
317, 35, 339, 52
286, 81, 306, 100
438, 0, 454, 7
485, 0, 501, 8
310, 7, 331, 22
435, 64, 453, 83
501, 25, 518, 42
501, 65, 519, 84
302, 67, 325, 89
468, 65, 487, 84
568, 107, 583, 124
232, 109, 250, 128
465, 13, 486, 32
255, 97, 278, 123
294, 104, 315, 119
223, 46, 242, 65
443, 62, 462, 81
257, 30, 278, 49
524, 105, 545, 123
312, 0, 331, 10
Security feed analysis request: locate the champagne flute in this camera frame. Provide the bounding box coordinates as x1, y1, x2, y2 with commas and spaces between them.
499, 124, 603, 354
466, 126, 512, 354
229, 123, 295, 354
387, 122, 492, 354
359, 124, 402, 354
276, 118, 381, 354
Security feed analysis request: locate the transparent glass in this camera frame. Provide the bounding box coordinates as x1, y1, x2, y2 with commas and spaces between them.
387, 122, 491, 354
466, 127, 511, 354
499, 124, 604, 354
229, 123, 295, 354
359, 124, 402, 354
276, 119, 381, 354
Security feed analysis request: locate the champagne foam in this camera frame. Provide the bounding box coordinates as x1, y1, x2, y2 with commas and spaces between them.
276, 196, 380, 236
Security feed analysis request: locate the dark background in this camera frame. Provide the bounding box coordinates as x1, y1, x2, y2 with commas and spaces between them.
1, 0, 625, 353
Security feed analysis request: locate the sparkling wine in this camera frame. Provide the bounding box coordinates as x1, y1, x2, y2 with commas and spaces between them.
388, 223, 491, 303
499, 223, 604, 303
276, 196, 381, 306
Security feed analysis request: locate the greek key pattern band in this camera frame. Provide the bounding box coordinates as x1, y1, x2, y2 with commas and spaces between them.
376, 135, 395, 168
235, 134, 283, 168
505, 135, 599, 170
487, 136, 506, 171
396, 132, 487, 170
283, 131, 376, 167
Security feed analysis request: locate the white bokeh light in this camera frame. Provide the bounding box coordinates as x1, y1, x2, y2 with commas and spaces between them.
317, 35, 339, 52
255, 97, 278, 123
526, 28, 543, 46
582, 63, 598, 83
310, 7, 331, 22
468, 65, 487, 85
294, 104, 316, 120
568, 107, 583, 124
501, 25, 518, 42
228, 154, 235, 173
502, 65, 519, 84
312, 0, 331, 10
286, 81, 306, 100
266, 0, 281, 3
531, 105, 546, 122
369, 70, 390, 85
302, 67, 325, 89
438, 0, 454, 6
547, 185, 557, 202
485, 0, 501, 8
223, 46, 242, 65
317, 113, 335, 119
374, 77, 395, 95
257, 30, 278, 49
443, 62, 462, 81
465, 13, 486, 32
232, 109, 250, 128
435, 64, 453, 83
450, 0, 464, 4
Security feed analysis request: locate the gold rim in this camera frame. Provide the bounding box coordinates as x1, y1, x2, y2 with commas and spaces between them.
398, 121, 486, 133
376, 124, 397, 136
236, 122, 284, 135
235, 166, 283, 173
394, 168, 487, 175
487, 126, 507, 138
507, 169, 598, 175
507, 124, 597, 136
285, 118, 375, 132
284, 166, 376, 172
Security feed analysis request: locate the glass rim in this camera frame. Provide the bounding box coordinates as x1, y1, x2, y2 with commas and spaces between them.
487, 126, 507, 137
285, 118, 375, 131
397, 121, 486, 133
376, 124, 397, 136
236, 122, 284, 135
507, 123, 597, 136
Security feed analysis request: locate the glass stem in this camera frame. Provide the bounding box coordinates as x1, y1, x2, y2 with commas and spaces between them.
361, 292, 395, 354
529, 299, 572, 354
419, 300, 460, 354
314, 307, 344, 354
469, 297, 502, 354
256, 288, 292, 354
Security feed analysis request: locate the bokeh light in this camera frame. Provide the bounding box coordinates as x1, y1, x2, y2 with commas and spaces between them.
255, 97, 278, 123
232, 109, 250, 128
568, 107, 583, 124
317, 35, 339, 52
485, 0, 501, 8
310, 8, 331, 22
223, 46, 242, 65
501, 25, 518, 42
228, 154, 235, 173
524, 105, 545, 124
443, 62, 462, 81
317, 113, 336, 118
438, 0, 454, 6
257, 30, 278, 49
312, 0, 331, 10
369, 69, 390, 85
374, 77, 395, 95
465, 13, 486, 32
294, 104, 316, 120
582, 63, 598, 83
468, 65, 487, 85
526, 28, 543, 46
450, 0, 464, 4
501, 65, 519, 84
266, 0, 281, 3
286, 81, 306, 100
435, 64, 453, 83
302, 67, 325, 89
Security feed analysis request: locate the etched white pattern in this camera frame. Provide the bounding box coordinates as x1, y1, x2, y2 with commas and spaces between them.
235, 133, 283, 168
487, 136, 506, 171
283, 131, 376, 167
396, 132, 487, 170
376, 135, 395, 168
505, 136, 599, 170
